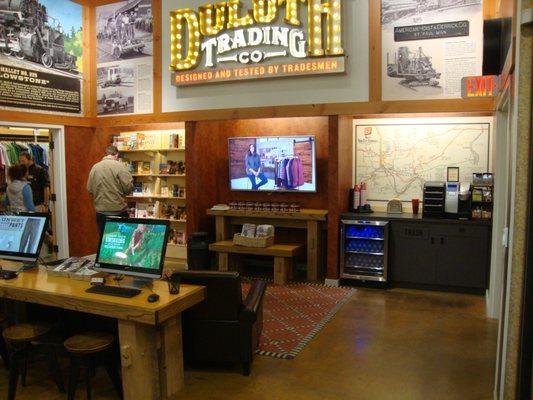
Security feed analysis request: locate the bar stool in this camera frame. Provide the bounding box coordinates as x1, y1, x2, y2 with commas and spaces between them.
0, 313, 9, 369
64, 332, 123, 400
3, 322, 65, 400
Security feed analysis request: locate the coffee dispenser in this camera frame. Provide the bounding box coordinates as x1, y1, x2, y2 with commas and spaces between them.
445, 182, 472, 219
457, 182, 472, 219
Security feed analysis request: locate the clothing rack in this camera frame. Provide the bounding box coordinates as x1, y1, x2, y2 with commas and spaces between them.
0, 139, 51, 191
274, 156, 304, 189
0, 135, 50, 143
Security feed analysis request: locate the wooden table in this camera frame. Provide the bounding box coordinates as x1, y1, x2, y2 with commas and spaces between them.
209, 240, 304, 285
0, 269, 205, 400
207, 209, 328, 281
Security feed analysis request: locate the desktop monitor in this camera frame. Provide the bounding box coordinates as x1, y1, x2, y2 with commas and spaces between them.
94, 217, 170, 279
0, 213, 49, 262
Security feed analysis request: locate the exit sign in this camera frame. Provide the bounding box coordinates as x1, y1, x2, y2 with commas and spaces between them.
461, 75, 500, 98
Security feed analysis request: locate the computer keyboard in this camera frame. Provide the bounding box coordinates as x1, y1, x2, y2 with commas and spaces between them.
86, 285, 141, 298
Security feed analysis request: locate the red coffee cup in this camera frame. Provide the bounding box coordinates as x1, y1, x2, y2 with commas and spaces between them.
412, 198, 420, 214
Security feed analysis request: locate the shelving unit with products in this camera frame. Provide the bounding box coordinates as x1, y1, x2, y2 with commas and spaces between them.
340, 220, 389, 282
113, 129, 187, 267
471, 173, 493, 220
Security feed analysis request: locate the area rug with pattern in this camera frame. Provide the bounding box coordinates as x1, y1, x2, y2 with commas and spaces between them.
242, 281, 355, 359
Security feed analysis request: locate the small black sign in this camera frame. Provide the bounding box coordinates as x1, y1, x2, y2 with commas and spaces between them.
394, 20, 469, 42
0, 65, 81, 114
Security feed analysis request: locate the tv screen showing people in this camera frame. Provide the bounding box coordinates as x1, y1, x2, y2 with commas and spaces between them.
0, 214, 48, 260
96, 219, 169, 275
228, 136, 317, 192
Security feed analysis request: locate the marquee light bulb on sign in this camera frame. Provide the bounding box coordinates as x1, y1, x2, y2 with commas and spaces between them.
228, 0, 254, 29
169, 0, 345, 71
170, 9, 201, 69
253, 0, 277, 23
199, 3, 226, 36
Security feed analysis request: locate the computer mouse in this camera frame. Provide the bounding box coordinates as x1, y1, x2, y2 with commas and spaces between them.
147, 293, 160, 303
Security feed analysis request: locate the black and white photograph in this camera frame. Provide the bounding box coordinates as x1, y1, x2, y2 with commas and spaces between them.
381, 0, 483, 100
0, 0, 83, 113
97, 65, 135, 115
386, 45, 442, 94
381, 0, 483, 25
96, 0, 153, 64
97, 64, 135, 88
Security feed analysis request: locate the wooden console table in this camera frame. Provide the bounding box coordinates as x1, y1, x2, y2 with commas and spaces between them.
206, 209, 328, 281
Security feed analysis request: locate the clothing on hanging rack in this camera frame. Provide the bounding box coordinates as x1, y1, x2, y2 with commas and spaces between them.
274, 156, 305, 189
0, 140, 50, 193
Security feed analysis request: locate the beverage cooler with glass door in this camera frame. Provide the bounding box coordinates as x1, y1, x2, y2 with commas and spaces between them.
340, 220, 389, 282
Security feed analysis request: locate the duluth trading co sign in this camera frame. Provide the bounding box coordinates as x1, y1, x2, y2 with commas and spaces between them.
169, 0, 345, 86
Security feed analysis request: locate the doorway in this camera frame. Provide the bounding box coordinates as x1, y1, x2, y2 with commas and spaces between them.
492, 84, 517, 397
0, 122, 69, 261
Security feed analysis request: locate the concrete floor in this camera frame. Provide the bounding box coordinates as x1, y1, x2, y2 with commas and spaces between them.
0, 287, 498, 400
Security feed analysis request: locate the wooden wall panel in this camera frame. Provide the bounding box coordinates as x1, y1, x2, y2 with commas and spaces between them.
185, 117, 330, 244
64, 125, 104, 256
325, 116, 353, 279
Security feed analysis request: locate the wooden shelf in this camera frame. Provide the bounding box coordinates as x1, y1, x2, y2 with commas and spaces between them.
206, 208, 327, 221
127, 196, 186, 201
132, 174, 186, 178
120, 148, 185, 153
119, 149, 155, 154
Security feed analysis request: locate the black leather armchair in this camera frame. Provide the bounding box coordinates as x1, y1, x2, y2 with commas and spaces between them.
172, 271, 267, 375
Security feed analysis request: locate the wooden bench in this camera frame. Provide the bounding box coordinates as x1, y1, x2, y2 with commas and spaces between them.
209, 241, 305, 285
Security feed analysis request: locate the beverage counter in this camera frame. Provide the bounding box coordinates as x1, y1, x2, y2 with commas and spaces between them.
340, 212, 492, 293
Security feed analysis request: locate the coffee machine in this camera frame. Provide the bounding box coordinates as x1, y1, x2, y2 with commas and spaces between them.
445, 182, 472, 219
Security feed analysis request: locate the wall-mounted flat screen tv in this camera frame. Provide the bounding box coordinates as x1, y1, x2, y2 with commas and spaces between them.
228, 136, 317, 192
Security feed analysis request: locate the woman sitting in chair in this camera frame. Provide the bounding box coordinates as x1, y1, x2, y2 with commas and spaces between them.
244, 144, 268, 190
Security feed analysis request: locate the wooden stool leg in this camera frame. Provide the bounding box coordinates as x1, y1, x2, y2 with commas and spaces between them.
104, 352, 123, 398
21, 346, 28, 387
85, 359, 93, 400
274, 257, 290, 285
7, 349, 22, 400
67, 356, 81, 400
0, 335, 9, 369
44, 345, 66, 393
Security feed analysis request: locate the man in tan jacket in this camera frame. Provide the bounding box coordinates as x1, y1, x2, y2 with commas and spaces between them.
87, 145, 133, 235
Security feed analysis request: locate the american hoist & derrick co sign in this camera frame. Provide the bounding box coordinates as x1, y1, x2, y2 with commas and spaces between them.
169, 0, 346, 86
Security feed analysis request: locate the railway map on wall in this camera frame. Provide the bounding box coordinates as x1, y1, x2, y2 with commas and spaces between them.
354, 118, 491, 202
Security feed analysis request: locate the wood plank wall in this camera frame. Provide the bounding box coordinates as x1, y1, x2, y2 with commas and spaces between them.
0, 0, 515, 270
64, 125, 102, 256
185, 117, 330, 229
